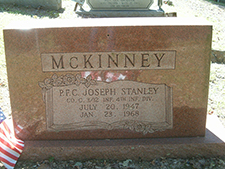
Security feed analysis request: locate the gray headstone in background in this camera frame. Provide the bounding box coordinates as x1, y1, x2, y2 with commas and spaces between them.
87, 0, 154, 10
75, 0, 165, 17
0, 0, 61, 10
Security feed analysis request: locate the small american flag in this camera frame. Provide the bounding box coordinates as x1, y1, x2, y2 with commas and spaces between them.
0, 108, 24, 169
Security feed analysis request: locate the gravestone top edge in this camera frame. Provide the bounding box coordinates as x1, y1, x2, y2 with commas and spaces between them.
4, 18, 212, 30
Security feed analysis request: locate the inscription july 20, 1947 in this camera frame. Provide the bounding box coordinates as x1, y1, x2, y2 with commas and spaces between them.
39, 73, 173, 134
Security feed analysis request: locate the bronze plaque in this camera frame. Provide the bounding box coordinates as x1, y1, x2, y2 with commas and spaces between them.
39, 74, 173, 134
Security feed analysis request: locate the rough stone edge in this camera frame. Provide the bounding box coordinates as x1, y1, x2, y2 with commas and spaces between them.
19, 115, 225, 161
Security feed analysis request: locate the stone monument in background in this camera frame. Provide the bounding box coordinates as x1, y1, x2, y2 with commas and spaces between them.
74, 0, 165, 17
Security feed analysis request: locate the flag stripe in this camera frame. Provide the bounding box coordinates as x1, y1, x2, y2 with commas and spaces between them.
0, 122, 24, 151
0, 141, 20, 159
2, 122, 24, 147
0, 162, 14, 169
0, 132, 22, 155
0, 154, 15, 168
0, 151, 17, 165
0, 161, 14, 169
0, 146, 18, 161
0, 108, 24, 169
15, 125, 23, 135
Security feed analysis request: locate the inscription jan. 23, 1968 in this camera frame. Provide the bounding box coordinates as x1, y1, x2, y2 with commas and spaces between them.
39, 74, 173, 134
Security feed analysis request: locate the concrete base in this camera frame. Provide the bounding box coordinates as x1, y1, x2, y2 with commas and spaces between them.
76, 9, 165, 18
20, 115, 225, 161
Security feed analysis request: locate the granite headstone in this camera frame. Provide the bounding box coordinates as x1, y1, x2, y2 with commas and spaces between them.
4, 18, 212, 141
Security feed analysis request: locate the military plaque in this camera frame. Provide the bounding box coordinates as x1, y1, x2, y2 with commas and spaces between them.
87, 0, 154, 10
39, 74, 172, 134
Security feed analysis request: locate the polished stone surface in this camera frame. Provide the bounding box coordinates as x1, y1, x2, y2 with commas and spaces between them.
19, 115, 225, 160
4, 18, 212, 140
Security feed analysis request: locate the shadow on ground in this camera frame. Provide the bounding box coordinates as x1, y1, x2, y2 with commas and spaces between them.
0, 3, 65, 18
212, 50, 225, 64
203, 0, 225, 7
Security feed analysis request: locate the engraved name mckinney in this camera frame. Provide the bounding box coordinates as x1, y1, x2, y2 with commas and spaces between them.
53, 53, 163, 69
41, 51, 176, 71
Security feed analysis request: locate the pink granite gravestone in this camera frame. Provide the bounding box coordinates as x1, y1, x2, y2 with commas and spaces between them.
4, 18, 211, 142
